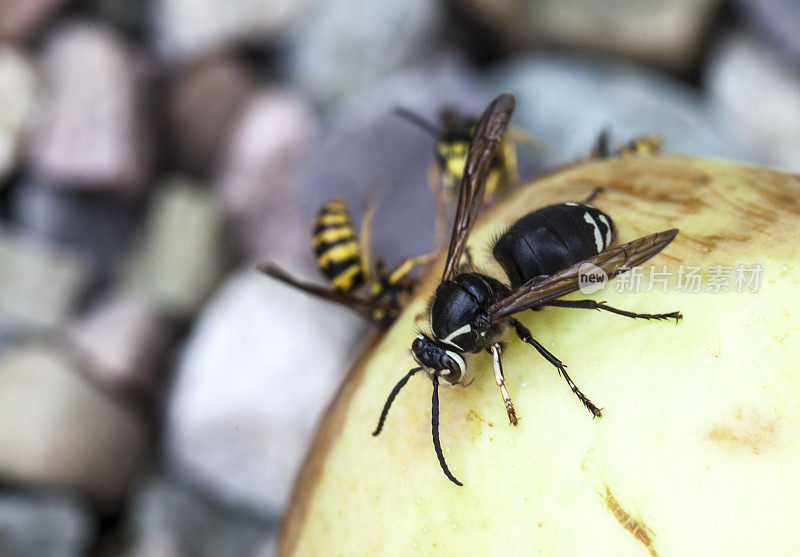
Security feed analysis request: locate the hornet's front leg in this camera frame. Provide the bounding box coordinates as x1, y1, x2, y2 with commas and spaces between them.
488, 343, 518, 426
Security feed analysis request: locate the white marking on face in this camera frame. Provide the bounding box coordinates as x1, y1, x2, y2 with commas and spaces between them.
441, 323, 471, 350
566, 202, 578, 206
444, 350, 466, 378
583, 211, 604, 252
597, 214, 613, 247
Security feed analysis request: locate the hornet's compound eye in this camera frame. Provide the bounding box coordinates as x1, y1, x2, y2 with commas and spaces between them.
440, 353, 462, 377
412, 336, 424, 353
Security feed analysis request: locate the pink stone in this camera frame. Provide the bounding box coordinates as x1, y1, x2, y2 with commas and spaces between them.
0, 0, 69, 43
29, 22, 151, 192
67, 290, 172, 395
215, 89, 318, 262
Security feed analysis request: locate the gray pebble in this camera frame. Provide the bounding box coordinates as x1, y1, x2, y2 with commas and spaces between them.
0, 492, 96, 557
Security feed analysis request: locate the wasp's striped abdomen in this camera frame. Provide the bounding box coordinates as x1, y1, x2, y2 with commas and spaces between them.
312, 198, 364, 292
433, 116, 515, 201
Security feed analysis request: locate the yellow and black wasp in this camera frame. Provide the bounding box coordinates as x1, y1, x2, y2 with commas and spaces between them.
590, 129, 663, 160
259, 198, 432, 328
394, 106, 540, 245
538, 129, 664, 185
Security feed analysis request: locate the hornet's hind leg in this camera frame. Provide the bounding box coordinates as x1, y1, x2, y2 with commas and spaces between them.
511, 318, 602, 418
543, 299, 682, 322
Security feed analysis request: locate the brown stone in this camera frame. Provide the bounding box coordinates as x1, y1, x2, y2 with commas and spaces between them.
166, 54, 255, 176
0, 0, 69, 43
0, 345, 147, 511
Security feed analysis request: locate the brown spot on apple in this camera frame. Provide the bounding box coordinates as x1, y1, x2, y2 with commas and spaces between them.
706, 406, 782, 455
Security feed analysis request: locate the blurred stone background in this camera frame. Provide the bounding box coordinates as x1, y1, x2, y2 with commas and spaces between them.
0, 0, 798, 555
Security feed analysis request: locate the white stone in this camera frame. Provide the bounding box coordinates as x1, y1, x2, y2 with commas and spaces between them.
489, 55, 750, 167
166, 268, 366, 516
0, 47, 36, 182
287, 0, 442, 105
706, 32, 800, 173
153, 0, 309, 60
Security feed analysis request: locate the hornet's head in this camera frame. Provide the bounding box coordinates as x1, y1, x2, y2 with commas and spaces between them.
411, 333, 466, 385
371, 331, 467, 486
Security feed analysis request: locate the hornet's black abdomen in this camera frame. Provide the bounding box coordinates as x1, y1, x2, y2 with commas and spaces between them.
430, 272, 510, 353
493, 203, 616, 288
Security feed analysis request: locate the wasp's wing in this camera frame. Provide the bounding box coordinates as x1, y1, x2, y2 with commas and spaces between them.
441, 92, 515, 282
258, 263, 390, 319
486, 229, 679, 322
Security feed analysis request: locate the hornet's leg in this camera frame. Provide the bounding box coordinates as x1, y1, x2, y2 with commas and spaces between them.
543, 299, 682, 322
488, 343, 518, 426
511, 318, 602, 418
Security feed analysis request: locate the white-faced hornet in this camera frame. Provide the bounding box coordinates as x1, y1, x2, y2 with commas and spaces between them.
373, 92, 682, 486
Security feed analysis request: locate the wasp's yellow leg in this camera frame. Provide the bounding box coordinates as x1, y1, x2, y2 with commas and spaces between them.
358, 199, 378, 284
387, 252, 436, 285
428, 163, 453, 249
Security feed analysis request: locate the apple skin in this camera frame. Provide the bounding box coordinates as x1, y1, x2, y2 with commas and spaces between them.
280, 154, 800, 556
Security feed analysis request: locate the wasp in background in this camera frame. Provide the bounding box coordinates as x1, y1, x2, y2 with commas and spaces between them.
535, 129, 663, 185
373, 92, 681, 486
394, 105, 542, 246
259, 198, 432, 328
590, 129, 662, 160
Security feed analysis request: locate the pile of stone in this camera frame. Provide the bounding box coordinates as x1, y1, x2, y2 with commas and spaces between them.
0, 0, 797, 554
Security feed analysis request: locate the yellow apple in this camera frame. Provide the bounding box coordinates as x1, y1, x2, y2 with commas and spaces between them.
280, 155, 800, 556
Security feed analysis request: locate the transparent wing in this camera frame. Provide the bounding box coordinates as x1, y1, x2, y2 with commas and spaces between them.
441, 92, 516, 282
